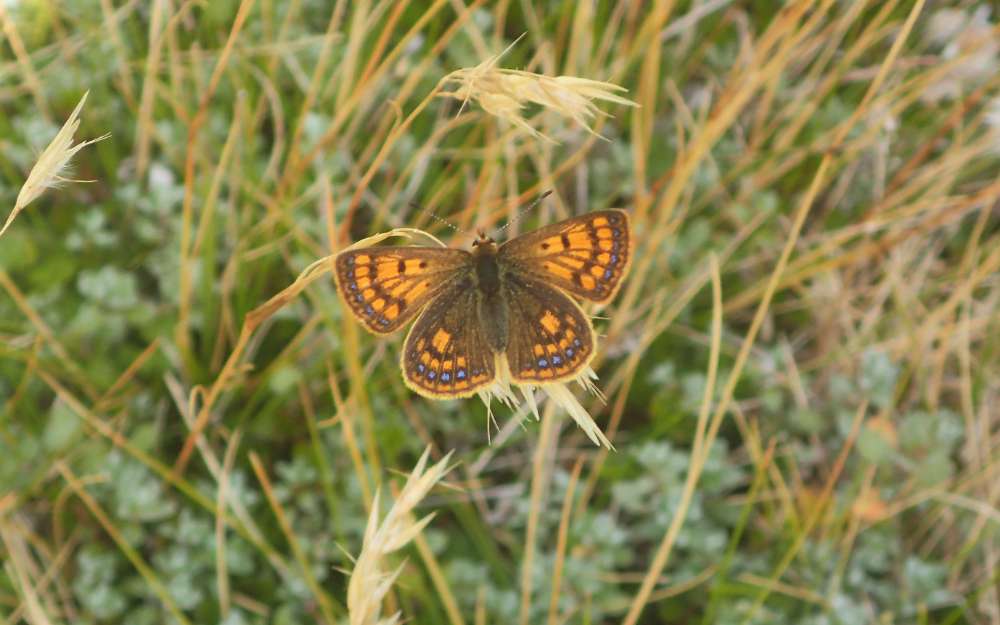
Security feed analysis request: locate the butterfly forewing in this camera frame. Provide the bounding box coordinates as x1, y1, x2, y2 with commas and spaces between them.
334, 247, 471, 334
501, 273, 596, 383
402, 278, 497, 398
498, 210, 631, 303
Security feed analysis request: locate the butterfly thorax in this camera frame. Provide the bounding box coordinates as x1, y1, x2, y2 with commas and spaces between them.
471, 238, 501, 296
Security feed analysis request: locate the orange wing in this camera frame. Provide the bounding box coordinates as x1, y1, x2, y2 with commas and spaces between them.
333, 246, 471, 334
498, 210, 631, 303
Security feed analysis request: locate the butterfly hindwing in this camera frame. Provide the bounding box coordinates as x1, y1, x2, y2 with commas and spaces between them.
401, 277, 496, 398
498, 209, 631, 303
501, 273, 596, 384
334, 246, 472, 334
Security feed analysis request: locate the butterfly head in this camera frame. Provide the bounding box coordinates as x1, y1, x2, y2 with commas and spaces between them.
471, 229, 497, 255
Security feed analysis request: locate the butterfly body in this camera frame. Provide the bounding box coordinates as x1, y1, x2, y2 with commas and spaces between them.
334, 209, 632, 399
469, 237, 508, 351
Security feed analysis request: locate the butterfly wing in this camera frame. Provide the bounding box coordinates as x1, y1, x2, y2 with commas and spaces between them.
334, 246, 472, 334
401, 276, 496, 398
498, 210, 631, 303
501, 272, 596, 384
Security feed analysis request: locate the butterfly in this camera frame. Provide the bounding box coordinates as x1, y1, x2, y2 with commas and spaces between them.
333, 209, 632, 399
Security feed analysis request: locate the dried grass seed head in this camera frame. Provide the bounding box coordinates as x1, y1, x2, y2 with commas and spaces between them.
347, 448, 452, 625
3, 91, 109, 238
441, 47, 637, 141
478, 355, 612, 449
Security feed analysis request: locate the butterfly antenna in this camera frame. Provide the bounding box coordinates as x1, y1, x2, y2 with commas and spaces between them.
497, 189, 554, 234
410, 200, 463, 233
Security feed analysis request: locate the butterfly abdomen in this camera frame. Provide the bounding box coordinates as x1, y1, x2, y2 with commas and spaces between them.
477, 292, 508, 353
471, 242, 509, 352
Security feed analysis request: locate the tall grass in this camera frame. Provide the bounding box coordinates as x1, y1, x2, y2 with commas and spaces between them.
2, 1, 999, 624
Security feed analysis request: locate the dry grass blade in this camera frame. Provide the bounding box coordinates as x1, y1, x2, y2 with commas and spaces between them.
3, 91, 109, 239
621, 254, 723, 625
547, 457, 585, 625
1, 518, 56, 625
348, 448, 453, 625
249, 452, 340, 623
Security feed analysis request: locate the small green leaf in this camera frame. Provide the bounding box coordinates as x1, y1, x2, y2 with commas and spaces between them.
857, 425, 894, 466
44, 399, 82, 451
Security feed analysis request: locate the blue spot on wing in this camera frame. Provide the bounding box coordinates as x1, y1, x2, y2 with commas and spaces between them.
552, 355, 563, 365
427, 371, 436, 380
441, 372, 451, 382
538, 358, 548, 368
456, 369, 466, 379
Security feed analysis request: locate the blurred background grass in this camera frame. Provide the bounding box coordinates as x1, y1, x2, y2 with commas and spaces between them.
2, 0, 1000, 623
